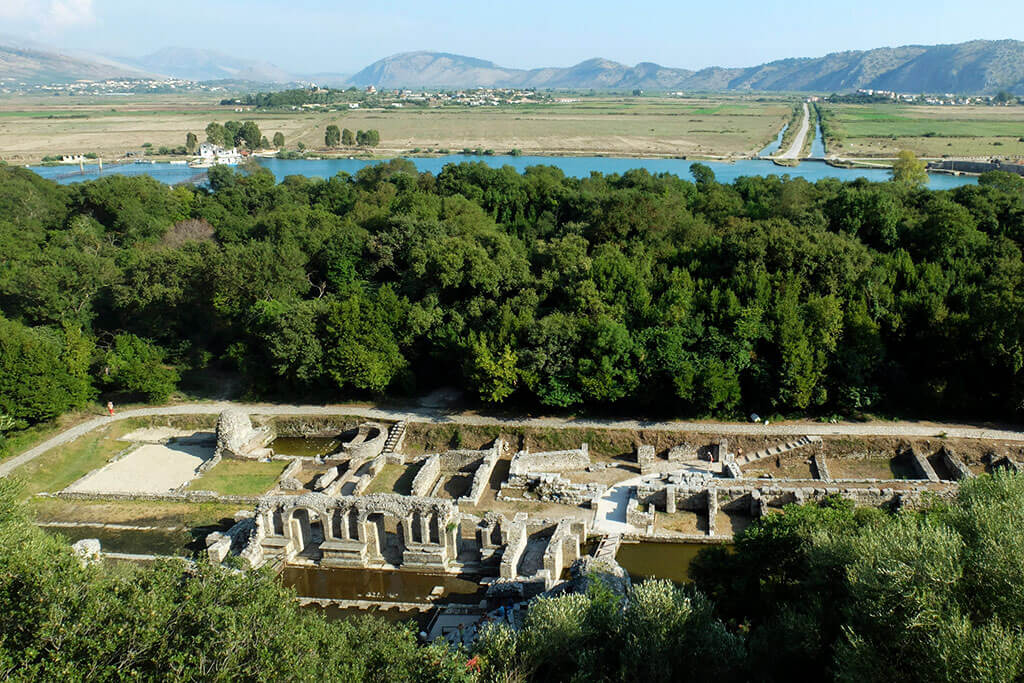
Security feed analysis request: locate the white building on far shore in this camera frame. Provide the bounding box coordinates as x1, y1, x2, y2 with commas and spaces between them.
192, 142, 242, 167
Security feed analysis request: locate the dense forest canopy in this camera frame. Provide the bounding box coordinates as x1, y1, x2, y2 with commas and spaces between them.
0, 161, 1022, 429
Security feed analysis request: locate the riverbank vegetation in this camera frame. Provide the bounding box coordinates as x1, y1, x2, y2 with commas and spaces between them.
1, 160, 1023, 449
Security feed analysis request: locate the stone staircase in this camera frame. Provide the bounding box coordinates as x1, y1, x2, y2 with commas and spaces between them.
594, 534, 622, 561
382, 420, 407, 455
735, 435, 822, 467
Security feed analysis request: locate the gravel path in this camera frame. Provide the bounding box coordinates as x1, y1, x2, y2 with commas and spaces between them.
779, 102, 810, 160
3, 400, 1023, 478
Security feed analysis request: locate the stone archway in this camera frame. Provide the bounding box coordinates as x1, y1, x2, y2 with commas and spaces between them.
365, 511, 406, 566
287, 507, 323, 558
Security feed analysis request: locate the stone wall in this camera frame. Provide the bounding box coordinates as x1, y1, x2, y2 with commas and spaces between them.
54, 489, 260, 505
813, 453, 831, 481
939, 446, 973, 481
341, 423, 389, 460
909, 447, 941, 482
636, 444, 655, 474
500, 513, 529, 579
411, 455, 442, 497
668, 443, 697, 462
509, 444, 589, 481
640, 476, 956, 518
459, 447, 500, 506
502, 472, 605, 507
626, 495, 655, 530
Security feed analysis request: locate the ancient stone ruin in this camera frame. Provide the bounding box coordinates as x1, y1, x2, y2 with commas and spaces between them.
215, 409, 275, 459
501, 443, 607, 506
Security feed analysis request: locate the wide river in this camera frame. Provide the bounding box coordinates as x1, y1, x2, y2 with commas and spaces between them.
27, 154, 977, 189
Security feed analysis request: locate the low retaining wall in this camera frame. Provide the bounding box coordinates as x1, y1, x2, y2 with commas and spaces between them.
52, 490, 260, 505
411, 455, 442, 496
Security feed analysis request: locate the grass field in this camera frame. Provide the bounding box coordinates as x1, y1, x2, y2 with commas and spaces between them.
190, 459, 287, 496
365, 462, 420, 495
12, 422, 134, 496
822, 103, 1024, 158
0, 94, 793, 163
32, 497, 242, 528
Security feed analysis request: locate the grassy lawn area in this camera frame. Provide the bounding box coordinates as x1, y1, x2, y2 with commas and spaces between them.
190, 459, 286, 496
365, 462, 421, 495
31, 497, 242, 529
12, 422, 135, 496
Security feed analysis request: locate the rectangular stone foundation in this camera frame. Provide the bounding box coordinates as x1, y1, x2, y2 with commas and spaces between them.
319, 539, 369, 567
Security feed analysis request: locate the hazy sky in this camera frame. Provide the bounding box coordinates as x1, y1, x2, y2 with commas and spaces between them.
3, 0, 1021, 73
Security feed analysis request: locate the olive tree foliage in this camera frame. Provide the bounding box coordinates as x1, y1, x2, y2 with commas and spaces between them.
692, 474, 1024, 682
474, 578, 744, 682
0, 479, 473, 682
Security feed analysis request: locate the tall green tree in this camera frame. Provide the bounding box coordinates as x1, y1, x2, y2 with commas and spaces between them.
272, 131, 285, 148
204, 121, 228, 146
341, 127, 355, 145
891, 149, 928, 187
324, 124, 341, 147
102, 333, 179, 402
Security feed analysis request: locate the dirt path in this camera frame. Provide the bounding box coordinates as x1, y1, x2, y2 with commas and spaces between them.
779, 102, 810, 160
3, 400, 1023, 478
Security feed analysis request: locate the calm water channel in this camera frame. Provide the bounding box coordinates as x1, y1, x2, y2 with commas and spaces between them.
27, 154, 977, 189
270, 436, 341, 458
615, 541, 722, 583
44, 525, 198, 556
280, 565, 485, 604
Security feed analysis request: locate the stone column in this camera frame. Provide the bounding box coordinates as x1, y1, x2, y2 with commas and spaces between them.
707, 486, 718, 537
420, 511, 431, 545
665, 484, 677, 514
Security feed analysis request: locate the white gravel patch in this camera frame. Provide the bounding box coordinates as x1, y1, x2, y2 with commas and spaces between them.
65, 442, 213, 494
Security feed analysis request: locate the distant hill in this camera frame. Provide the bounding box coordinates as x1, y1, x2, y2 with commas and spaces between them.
351, 41, 1024, 93
0, 44, 151, 83
127, 47, 294, 83
2, 39, 1023, 93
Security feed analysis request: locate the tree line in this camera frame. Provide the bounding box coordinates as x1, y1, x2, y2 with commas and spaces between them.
325, 125, 380, 147
0, 160, 1023, 437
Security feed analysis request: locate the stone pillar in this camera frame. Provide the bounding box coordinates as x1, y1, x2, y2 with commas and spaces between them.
749, 490, 763, 518
665, 484, 677, 514
637, 444, 656, 475
420, 512, 431, 545
707, 486, 718, 537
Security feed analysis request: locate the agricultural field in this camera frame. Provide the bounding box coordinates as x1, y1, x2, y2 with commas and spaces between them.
0, 94, 793, 163
821, 103, 1024, 159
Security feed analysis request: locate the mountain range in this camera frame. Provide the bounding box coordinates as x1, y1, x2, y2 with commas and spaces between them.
2, 40, 1023, 94
349, 41, 1024, 93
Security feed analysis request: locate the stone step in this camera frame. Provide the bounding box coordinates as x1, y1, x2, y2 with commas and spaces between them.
738, 436, 818, 466
382, 421, 407, 454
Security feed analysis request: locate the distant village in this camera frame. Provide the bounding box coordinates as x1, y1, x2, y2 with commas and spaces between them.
834, 88, 1019, 106
0, 77, 234, 96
